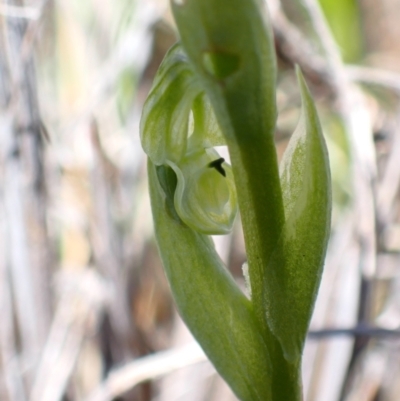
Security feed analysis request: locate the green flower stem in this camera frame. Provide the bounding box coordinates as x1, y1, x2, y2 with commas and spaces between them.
141, 1, 331, 400
171, 1, 304, 400
171, 0, 284, 332
227, 138, 302, 401
227, 139, 284, 325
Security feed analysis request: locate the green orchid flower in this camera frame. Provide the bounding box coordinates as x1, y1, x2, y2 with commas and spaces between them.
140, 0, 331, 400
140, 43, 237, 235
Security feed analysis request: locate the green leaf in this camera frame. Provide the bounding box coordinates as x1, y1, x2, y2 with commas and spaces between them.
262, 68, 332, 361
148, 160, 273, 401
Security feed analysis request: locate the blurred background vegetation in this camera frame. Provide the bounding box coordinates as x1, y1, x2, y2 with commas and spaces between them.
1, 0, 400, 400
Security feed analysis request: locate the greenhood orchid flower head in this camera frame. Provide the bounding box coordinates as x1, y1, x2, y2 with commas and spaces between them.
140, 1, 331, 399
140, 43, 237, 234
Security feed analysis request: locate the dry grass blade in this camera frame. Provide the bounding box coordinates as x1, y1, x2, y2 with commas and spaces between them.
30, 270, 109, 401
347, 66, 400, 95
85, 343, 206, 401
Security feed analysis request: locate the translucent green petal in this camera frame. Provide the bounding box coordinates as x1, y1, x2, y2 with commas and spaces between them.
170, 147, 237, 235
191, 93, 226, 148
140, 43, 202, 165
140, 43, 226, 165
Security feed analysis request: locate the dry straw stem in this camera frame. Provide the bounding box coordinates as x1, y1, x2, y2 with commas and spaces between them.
347, 66, 400, 95
0, 4, 41, 20
0, 192, 27, 401
269, 0, 400, 231
59, 1, 160, 134
30, 270, 110, 401
269, 0, 400, 97
2, 0, 51, 371
85, 343, 207, 401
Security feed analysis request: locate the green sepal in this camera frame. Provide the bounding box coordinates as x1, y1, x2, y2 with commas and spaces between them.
263, 68, 332, 361
140, 43, 202, 165
148, 159, 273, 401
140, 43, 226, 166
140, 42, 236, 235
191, 93, 226, 148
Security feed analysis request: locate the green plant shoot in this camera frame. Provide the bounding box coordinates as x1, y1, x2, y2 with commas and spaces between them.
140, 0, 331, 400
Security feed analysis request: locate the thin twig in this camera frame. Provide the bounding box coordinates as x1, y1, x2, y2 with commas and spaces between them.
347, 65, 400, 95
269, 0, 400, 97
83, 323, 400, 401
89, 120, 132, 362
59, 0, 162, 136
0, 4, 40, 20
376, 114, 400, 225
308, 326, 400, 339
268, 0, 328, 81
0, 130, 27, 401
84, 343, 207, 401
4, 0, 53, 362
30, 270, 110, 401
2, 103, 41, 370
297, 0, 342, 75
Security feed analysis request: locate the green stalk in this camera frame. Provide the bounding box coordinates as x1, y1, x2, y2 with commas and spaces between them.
141, 1, 331, 400
171, 0, 284, 333
171, 1, 303, 400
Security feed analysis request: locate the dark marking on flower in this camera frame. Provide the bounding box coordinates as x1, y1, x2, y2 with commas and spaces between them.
208, 157, 226, 177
